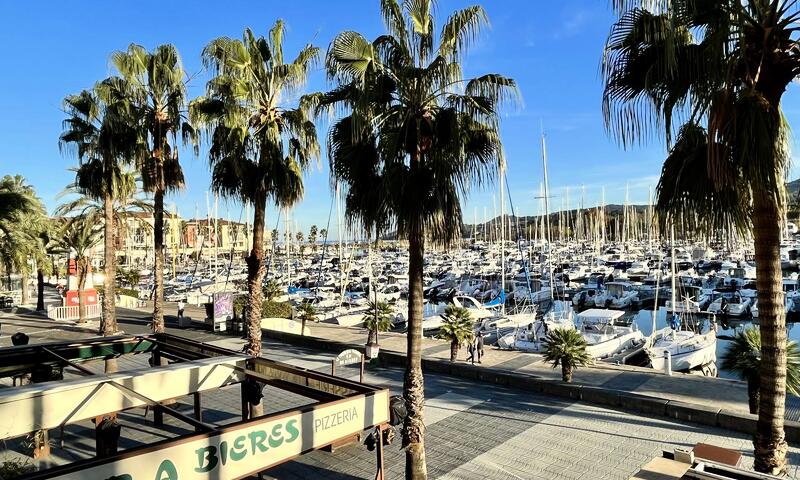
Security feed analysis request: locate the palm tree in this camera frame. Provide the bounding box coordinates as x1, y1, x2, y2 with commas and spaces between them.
53, 217, 102, 323
319, 228, 328, 242
0, 176, 48, 304
721, 327, 800, 414
602, 1, 800, 473
309, 225, 318, 254
191, 22, 320, 363
319, 2, 516, 475
438, 305, 473, 362
262, 279, 283, 303
363, 300, 393, 345
542, 328, 591, 383
104, 44, 197, 335
295, 232, 304, 257
60, 87, 137, 342
296, 303, 317, 336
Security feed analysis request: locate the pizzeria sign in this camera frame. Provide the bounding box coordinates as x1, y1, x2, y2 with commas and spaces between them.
45, 390, 389, 480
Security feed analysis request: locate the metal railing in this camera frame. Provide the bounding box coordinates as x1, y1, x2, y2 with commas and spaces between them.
46, 303, 101, 321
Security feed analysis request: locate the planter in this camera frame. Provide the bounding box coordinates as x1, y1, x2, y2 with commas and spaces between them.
365, 343, 380, 359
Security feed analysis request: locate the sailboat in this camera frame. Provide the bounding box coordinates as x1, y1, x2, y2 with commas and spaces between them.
645, 226, 717, 373
495, 132, 575, 352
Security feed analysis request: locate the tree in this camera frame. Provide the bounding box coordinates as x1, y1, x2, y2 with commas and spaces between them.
721, 327, 800, 414
52, 217, 102, 323
104, 44, 197, 335
309, 225, 318, 253
56, 169, 152, 270
295, 231, 304, 256
319, 2, 516, 476
602, 1, 800, 473
60, 87, 138, 345
542, 328, 591, 383
319, 228, 328, 242
0, 176, 48, 304
363, 300, 393, 345
263, 279, 282, 303
296, 303, 317, 336
438, 305, 473, 362
191, 22, 320, 365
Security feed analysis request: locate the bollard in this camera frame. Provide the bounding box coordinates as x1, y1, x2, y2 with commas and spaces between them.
664, 351, 672, 376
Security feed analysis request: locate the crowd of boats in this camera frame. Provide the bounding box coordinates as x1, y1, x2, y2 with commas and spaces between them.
121, 231, 800, 377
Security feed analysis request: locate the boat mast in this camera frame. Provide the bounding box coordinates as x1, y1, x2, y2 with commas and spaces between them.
500, 159, 506, 316
541, 132, 554, 302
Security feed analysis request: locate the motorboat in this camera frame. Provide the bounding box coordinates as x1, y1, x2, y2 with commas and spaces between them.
594, 282, 639, 309
707, 289, 752, 316
577, 309, 644, 359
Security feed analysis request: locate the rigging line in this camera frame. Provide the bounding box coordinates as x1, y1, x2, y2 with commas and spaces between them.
264, 208, 283, 281
222, 203, 246, 291
504, 173, 534, 306
316, 192, 336, 293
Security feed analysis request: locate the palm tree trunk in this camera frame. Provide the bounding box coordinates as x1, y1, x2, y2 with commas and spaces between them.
245, 189, 267, 418
152, 189, 165, 333
77, 260, 87, 324
368, 329, 377, 345
102, 193, 117, 336
404, 231, 427, 480
753, 190, 788, 475
36, 268, 44, 311
450, 341, 458, 362
748, 374, 760, 415
246, 189, 267, 357
20, 268, 30, 305
562, 363, 573, 383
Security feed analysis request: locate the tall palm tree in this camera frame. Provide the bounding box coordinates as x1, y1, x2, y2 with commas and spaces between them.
60, 88, 137, 341
191, 22, 320, 363
52, 217, 102, 323
721, 327, 800, 414
602, 1, 800, 473
56, 169, 153, 256
105, 44, 198, 334
438, 305, 473, 362
320, 1, 516, 476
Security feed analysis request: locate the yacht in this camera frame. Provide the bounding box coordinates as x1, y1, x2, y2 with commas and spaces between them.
577, 309, 645, 359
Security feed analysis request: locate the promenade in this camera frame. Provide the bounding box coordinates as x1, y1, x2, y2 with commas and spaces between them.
2, 297, 800, 478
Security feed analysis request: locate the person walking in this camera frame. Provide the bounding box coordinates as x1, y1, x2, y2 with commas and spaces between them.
177, 299, 185, 319
466, 335, 476, 364
476, 331, 485, 364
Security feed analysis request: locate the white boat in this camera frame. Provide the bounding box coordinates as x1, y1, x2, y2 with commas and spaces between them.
665, 285, 711, 313
496, 301, 574, 352
577, 309, 644, 359
707, 289, 752, 316
594, 281, 639, 309
647, 323, 717, 372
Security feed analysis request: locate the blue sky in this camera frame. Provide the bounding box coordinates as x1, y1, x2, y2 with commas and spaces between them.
2, 1, 800, 238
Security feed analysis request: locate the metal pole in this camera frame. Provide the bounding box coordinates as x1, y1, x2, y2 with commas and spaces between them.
360, 354, 365, 383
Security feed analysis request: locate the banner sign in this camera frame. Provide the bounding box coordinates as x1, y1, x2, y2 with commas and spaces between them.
46, 391, 389, 480
335, 349, 363, 367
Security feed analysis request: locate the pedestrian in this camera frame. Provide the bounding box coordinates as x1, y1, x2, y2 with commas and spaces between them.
178, 299, 185, 319
476, 331, 485, 364
466, 335, 476, 364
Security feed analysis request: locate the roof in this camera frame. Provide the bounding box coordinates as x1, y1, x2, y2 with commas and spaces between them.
577, 308, 626, 322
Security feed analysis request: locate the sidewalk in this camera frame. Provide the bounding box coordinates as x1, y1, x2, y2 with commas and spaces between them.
278, 322, 756, 412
